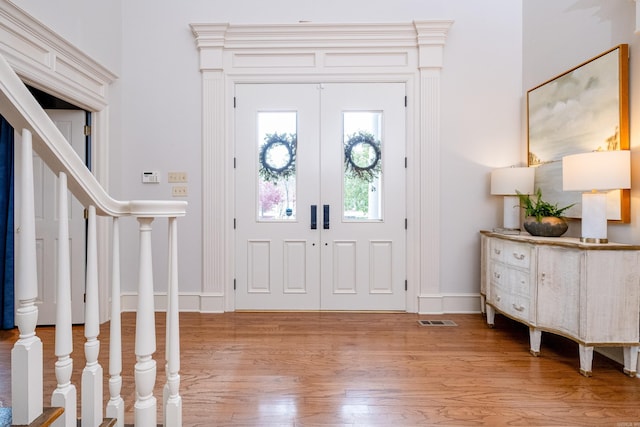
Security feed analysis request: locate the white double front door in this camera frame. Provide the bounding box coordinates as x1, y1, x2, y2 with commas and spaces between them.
235, 83, 406, 310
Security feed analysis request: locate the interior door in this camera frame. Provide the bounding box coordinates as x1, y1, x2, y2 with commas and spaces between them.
15, 109, 87, 325
235, 83, 406, 310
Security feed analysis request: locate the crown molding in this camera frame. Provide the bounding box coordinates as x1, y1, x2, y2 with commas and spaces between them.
191, 21, 453, 71
0, 0, 117, 110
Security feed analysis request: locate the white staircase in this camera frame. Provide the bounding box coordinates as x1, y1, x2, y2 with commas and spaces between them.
0, 50, 186, 427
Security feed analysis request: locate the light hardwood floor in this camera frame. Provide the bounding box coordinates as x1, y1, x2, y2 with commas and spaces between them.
1, 311, 640, 426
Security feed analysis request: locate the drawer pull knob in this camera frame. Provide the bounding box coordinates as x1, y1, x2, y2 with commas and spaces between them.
494, 249, 501, 255
513, 253, 525, 260
494, 272, 501, 279
513, 303, 525, 312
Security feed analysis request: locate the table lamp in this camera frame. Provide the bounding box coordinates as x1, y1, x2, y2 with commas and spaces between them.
490, 167, 535, 232
562, 150, 630, 243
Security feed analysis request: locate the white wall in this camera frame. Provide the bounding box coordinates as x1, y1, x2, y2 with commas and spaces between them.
523, 0, 639, 244
10, 0, 122, 73
8, 0, 524, 309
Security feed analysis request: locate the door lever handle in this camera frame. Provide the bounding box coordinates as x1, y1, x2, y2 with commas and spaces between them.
323, 204, 330, 229
311, 205, 317, 229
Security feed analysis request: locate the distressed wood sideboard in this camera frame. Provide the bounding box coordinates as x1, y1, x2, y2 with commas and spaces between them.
480, 230, 640, 377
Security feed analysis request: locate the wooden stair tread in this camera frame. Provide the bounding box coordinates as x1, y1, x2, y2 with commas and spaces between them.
10, 407, 64, 427
1, 407, 117, 427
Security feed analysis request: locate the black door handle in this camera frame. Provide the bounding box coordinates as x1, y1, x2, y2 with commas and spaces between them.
311, 205, 317, 229
323, 204, 330, 229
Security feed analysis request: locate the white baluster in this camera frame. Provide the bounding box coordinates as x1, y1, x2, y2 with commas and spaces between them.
106, 217, 124, 426
12, 128, 43, 425
82, 205, 103, 426
164, 217, 182, 426
135, 217, 157, 427
51, 172, 77, 427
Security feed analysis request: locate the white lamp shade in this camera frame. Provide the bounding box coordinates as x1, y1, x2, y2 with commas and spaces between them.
562, 150, 631, 191
490, 167, 535, 195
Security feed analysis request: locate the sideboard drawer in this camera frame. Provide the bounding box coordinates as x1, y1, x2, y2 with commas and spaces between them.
510, 268, 531, 297
489, 239, 505, 263
489, 263, 531, 295
491, 283, 531, 321
489, 262, 506, 287
503, 242, 531, 269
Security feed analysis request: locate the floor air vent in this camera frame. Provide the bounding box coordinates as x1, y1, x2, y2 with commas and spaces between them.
417, 319, 457, 327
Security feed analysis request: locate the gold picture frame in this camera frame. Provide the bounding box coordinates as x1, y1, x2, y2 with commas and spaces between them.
527, 44, 629, 223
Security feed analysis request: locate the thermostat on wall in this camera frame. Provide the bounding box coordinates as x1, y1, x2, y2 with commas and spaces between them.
142, 171, 160, 183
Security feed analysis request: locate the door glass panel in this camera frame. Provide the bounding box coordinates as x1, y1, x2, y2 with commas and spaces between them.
343, 111, 383, 221
257, 112, 297, 221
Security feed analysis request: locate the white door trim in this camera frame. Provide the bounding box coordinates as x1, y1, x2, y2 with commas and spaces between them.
191, 21, 453, 313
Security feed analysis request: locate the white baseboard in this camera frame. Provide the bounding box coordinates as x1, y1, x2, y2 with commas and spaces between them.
120, 292, 225, 313
120, 292, 483, 315
417, 293, 482, 314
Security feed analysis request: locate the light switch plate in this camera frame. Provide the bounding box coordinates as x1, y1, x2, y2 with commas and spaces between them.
168, 172, 188, 183
172, 185, 188, 197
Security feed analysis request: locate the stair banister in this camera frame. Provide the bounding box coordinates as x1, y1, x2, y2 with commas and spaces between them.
0, 53, 126, 217
52, 171, 78, 427
0, 49, 187, 426
164, 217, 182, 426
135, 217, 158, 426
107, 216, 125, 427
82, 205, 103, 426
0, 52, 187, 219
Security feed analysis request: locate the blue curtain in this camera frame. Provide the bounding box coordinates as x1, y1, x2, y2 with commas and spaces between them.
0, 116, 14, 329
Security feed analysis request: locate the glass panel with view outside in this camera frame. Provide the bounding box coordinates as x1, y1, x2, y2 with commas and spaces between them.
343, 112, 383, 221
257, 112, 297, 221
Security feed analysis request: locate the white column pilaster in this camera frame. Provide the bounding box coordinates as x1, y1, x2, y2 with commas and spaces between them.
192, 24, 230, 312
414, 21, 452, 313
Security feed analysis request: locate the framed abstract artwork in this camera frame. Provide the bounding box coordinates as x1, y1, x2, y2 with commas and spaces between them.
527, 44, 629, 222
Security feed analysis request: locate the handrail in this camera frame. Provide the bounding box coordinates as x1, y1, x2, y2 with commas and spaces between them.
0, 52, 186, 218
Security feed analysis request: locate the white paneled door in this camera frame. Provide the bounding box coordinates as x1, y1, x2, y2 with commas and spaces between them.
15, 109, 87, 325
235, 83, 406, 310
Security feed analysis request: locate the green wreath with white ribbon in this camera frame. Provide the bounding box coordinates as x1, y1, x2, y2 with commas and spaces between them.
259, 133, 297, 182
344, 131, 382, 183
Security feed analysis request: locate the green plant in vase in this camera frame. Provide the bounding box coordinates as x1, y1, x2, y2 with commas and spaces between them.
516, 188, 574, 237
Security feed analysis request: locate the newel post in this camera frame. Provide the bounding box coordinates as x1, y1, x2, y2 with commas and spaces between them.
12, 128, 43, 424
